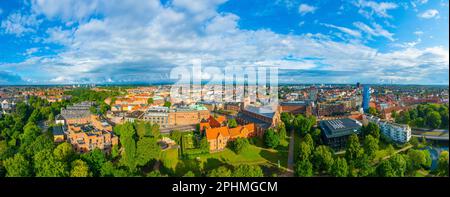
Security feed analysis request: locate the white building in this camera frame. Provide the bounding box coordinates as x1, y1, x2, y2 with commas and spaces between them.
1, 100, 10, 110
366, 115, 411, 143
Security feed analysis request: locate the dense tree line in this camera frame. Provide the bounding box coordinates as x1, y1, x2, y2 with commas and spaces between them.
395, 103, 448, 129
206, 164, 264, 177
280, 112, 440, 177
0, 95, 163, 177
65, 88, 123, 115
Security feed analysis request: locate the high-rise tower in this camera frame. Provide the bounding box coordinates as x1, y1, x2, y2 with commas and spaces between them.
362, 85, 370, 112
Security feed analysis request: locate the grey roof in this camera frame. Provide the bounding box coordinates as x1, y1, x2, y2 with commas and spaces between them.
55, 114, 65, 120
60, 102, 92, 119
244, 105, 275, 119
237, 112, 271, 129
320, 118, 362, 138
52, 126, 64, 136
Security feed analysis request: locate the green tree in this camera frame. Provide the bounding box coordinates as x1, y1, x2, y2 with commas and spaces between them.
207, 166, 232, 177
390, 154, 407, 177
53, 142, 74, 161
295, 159, 313, 177
407, 149, 432, 171
164, 101, 172, 108
357, 155, 375, 177
135, 121, 150, 139
23, 134, 54, 158
368, 107, 378, 116
437, 151, 449, 176
136, 137, 161, 166
313, 145, 334, 173
376, 160, 395, 177
170, 130, 183, 144
199, 137, 209, 153
362, 122, 380, 140
229, 138, 249, 154
119, 122, 137, 171
228, 119, 238, 128
4, 153, 31, 177
304, 133, 314, 150
232, 165, 264, 177
278, 125, 287, 140
0, 140, 8, 159
34, 149, 69, 177
20, 122, 41, 148
363, 135, 378, 158
111, 144, 120, 159
147, 98, 154, 104
294, 115, 316, 136
81, 148, 107, 176
331, 157, 348, 177
298, 141, 312, 161
100, 161, 116, 177
426, 111, 441, 129
183, 171, 196, 177
345, 134, 363, 164
70, 159, 91, 177
311, 128, 321, 144
264, 129, 280, 148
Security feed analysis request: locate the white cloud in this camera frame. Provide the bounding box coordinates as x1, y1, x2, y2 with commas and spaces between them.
24, 48, 39, 56
275, 0, 297, 9
321, 23, 362, 38
1, 0, 448, 85
418, 0, 428, 4
414, 31, 424, 36
418, 9, 439, 19
0, 12, 42, 37
391, 38, 422, 48
353, 22, 395, 41
298, 4, 317, 16
354, 0, 398, 18
298, 21, 305, 27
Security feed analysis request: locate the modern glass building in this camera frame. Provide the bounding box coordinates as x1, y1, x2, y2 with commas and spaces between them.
362, 85, 370, 112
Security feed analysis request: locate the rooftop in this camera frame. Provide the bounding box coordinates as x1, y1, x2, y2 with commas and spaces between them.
244, 105, 276, 119
52, 125, 64, 136
320, 118, 362, 138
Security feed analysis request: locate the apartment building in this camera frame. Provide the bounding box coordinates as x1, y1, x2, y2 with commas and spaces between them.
366, 115, 411, 143
140, 104, 210, 128
60, 101, 93, 124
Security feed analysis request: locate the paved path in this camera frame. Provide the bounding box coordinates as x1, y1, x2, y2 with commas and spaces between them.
285, 128, 295, 177
372, 145, 414, 166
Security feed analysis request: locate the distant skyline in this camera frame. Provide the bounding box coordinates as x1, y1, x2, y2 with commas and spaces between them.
0, 0, 449, 85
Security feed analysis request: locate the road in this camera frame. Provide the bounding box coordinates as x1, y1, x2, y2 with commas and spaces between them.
411, 128, 449, 141
411, 134, 449, 141
160, 125, 197, 134
284, 128, 295, 177
372, 145, 414, 166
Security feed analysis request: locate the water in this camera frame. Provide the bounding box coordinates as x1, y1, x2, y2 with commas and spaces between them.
423, 146, 449, 170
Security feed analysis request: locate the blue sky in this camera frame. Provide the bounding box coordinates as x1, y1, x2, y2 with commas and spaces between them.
0, 0, 448, 85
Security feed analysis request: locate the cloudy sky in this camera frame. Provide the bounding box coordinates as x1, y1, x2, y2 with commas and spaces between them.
0, 0, 448, 85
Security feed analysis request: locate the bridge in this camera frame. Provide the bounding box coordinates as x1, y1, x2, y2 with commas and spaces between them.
412, 128, 449, 142
411, 134, 449, 141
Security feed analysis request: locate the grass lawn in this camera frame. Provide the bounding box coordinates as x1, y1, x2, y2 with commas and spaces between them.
160, 148, 179, 173
293, 130, 301, 163
415, 169, 430, 177
373, 149, 390, 162
158, 135, 290, 176
199, 143, 288, 171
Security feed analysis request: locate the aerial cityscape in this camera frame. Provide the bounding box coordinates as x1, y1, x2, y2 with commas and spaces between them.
0, 0, 449, 180
0, 83, 448, 177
